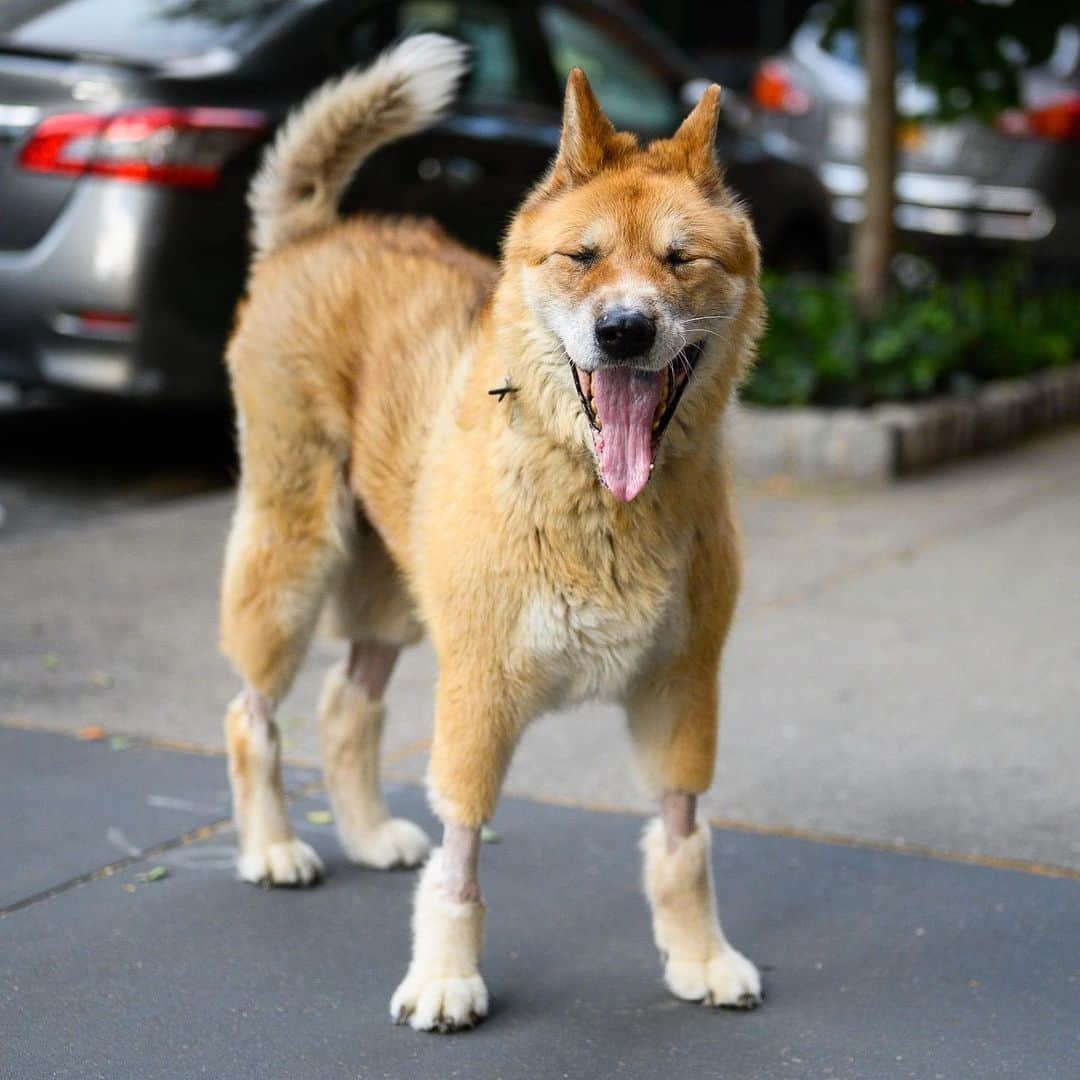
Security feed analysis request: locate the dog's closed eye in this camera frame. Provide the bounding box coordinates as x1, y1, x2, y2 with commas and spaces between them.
560, 248, 599, 267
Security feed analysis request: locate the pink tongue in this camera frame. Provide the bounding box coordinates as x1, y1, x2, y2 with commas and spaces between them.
591, 367, 663, 502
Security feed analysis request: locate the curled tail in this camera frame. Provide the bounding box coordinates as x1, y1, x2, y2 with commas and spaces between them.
248, 33, 469, 259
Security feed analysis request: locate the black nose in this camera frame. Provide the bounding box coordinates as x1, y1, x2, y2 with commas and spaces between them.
595, 308, 657, 360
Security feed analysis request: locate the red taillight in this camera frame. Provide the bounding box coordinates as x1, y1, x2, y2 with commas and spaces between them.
65, 311, 136, 338
752, 60, 812, 116
997, 93, 1080, 143
17, 112, 103, 175
18, 107, 266, 188
1028, 94, 1080, 142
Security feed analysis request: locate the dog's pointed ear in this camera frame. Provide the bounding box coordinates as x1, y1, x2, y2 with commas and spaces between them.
549, 69, 618, 186
666, 84, 723, 193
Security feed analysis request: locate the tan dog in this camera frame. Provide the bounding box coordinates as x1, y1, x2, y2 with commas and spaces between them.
219, 34, 765, 1032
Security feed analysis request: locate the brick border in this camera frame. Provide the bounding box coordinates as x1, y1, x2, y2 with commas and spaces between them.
730, 363, 1080, 485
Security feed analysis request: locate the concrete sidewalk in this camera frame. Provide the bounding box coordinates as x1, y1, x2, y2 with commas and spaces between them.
2, 426, 1078, 871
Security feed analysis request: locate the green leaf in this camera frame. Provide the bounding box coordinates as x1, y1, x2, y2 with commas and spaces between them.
746, 270, 1080, 409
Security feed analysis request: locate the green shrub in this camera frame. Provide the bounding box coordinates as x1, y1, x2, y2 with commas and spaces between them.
745, 274, 1080, 408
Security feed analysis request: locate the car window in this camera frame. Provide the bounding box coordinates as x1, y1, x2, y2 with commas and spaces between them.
343, 1, 528, 107
538, 3, 680, 132
0, 0, 289, 64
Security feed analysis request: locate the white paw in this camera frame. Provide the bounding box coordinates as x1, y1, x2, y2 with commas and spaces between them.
237, 838, 324, 887
664, 945, 762, 1009
343, 817, 431, 869
390, 971, 488, 1032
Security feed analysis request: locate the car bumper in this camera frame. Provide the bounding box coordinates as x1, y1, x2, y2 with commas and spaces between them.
0, 179, 230, 401
821, 161, 1060, 250
0, 341, 161, 396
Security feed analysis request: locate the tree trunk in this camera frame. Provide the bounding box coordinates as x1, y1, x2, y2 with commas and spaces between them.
854, 0, 896, 320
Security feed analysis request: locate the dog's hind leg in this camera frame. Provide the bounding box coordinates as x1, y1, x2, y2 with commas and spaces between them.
317, 520, 430, 868
224, 688, 322, 886
317, 642, 431, 868
220, 447, 350, 887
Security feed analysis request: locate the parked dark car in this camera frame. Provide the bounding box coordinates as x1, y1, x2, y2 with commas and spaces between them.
0, 0, 835, 403
752, 4, 1080, 275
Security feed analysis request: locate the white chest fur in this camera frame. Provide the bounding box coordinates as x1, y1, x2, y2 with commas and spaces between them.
514, 582, 687, 708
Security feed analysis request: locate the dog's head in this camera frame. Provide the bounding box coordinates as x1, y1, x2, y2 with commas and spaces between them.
504, 70, 762, 503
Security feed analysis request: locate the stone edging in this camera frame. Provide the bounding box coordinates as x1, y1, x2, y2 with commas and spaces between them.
730, 363, 1080, 485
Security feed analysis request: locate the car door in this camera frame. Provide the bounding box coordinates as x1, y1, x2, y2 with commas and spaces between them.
331, 0, 562, 254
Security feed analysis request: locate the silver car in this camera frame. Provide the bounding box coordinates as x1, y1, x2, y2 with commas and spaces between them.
752, 5, 1080, 274
0, 0, 836, 403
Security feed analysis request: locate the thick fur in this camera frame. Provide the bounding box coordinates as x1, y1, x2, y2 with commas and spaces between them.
641, 819, 761, 1006
220, 37, 765, 1025
389, 849, 488, 1031
225, 693, 322, 885
248, 34, 468, 258
318, 661, 430, 868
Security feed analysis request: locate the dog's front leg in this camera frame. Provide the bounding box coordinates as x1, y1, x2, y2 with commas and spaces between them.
390, 681, 517, 1031
641, 791, 762, 1008
390, 822, 486, 1031
628, 657, 762, 1010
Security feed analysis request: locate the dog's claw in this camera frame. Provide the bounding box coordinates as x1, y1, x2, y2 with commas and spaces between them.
431, 1012, 480, 1034
665, 945, 763, 1010
390, 972, 488, 1033
719, 990, 763, 1011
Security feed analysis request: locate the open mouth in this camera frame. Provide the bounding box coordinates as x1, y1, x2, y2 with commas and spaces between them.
569, 341, 704, 502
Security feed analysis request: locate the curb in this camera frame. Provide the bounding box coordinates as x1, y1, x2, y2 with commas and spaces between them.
731, 363, 1080, 485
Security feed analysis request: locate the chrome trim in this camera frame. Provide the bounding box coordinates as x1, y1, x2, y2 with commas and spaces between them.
0, 104, 41, 138
40, 351, 134, 391
821, 162, 1055, 242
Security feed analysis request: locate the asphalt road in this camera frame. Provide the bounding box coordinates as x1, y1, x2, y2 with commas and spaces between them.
0, 399, 233, 544
2, 727, 1076, 1080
